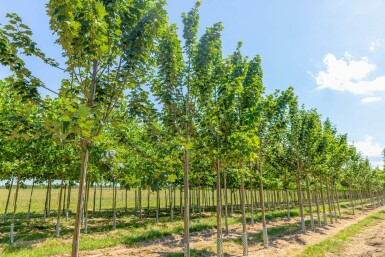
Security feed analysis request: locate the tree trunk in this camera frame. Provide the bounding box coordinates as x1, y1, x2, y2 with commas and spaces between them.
250, 175, 254, 225
27, 177, 35, 219
170, 185, 174, 221
314, 178, 321, 227
147, 187, 151, 216
349, 184, 355, 215
48, 180, 52, 218
305, 174, 315, 230
99, 184, 102, 213
93, 184, 96, 214
139, 187, 142, 220
223, 169, 229, 235
241, 173, 248, 256
10, 171, 20, 243
113, 182, 117, 230
44, 180, 50, 222
359, 189, 364, 214
71, 146, 89, 257
63, 182, 67, 215
56, 175, 64, 238
258, 158, 268, 248
325, 178, 333, 224
296, 169, 306, 232
320, 175, 327, 225
84, 179, 90, 234
4, 176, 14, 221
66, 185, 71, 221
125, 188, 128, 213
215, 154, 222, 256
156, 189, 160, 224
334, 186, 341, 220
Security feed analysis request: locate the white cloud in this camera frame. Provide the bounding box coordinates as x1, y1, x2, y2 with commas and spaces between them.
369, 39, 382, 52
360, 96, 382, 104
315, 53, 385, 95
354, 135, 383, 158
351, 136, 383, 168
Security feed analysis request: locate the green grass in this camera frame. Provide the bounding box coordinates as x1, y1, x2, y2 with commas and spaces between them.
297, 210, 385, 257
0, 186, 380, 256
0, 213, 230, 257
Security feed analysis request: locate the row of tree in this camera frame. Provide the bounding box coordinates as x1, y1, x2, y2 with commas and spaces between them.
1, 1, 384, 256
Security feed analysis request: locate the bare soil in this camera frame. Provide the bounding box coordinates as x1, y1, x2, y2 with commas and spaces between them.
61, 205, 385, 257
335, 213, 385, 257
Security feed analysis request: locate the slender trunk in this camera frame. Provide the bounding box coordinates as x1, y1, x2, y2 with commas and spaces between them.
84, 179, 90, 234
180, 186, 183, 215
359, 189, 364, 213
48, 180, 52, 218
56, 174, 64, 238
66, 185, 71, 221
230, 189, 234, 215
170, 185, 174, 221
147, 187, 151, 216
63, 183, 67, 215
99, 184, 102, 213
139, 187, 142, 220
241, 173, 248, 256
296, 169, 306, 232
173, 185, 176, 214
71, 146, 89, 257
320, 175, 327, 225
125, 188, 128, 213
215, 151, 222, 256
10, 171, 20, 243
4, 176, 14, 221
44, 180, 50, 222
334, 186, 341, 220
93, 184, 96, 214
258, 158, 268, 248
183, 58, 191, 256
222, 168, 228, 235
27, 177, 35, 219
285, 189, 290, 221
113, 182, 117, 230
314, 178, 321, 227
250, 175, 254, 225
305, 174, 315, 230
330, 183, 337, 223
156, 189, 160, 224
325, 178, 333, 224
165, 189, 168, 212
349, 184, 355, 215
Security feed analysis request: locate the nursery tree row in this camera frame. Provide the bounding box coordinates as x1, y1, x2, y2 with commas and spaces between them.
1, 1, 384, 256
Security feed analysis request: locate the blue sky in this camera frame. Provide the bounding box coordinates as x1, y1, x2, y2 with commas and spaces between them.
1, 0, 385, 167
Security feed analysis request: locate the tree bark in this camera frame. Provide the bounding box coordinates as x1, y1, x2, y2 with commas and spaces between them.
296, 169, 306, 232
215, 152, 222, 256
305, 174, 315, 230
314, 178, 321, 227
10, 171, 20, 243
71, 146, 88, 257
27, 177, 35, 219
241, 173, 248, 256
3, 176, 14, 221
56, 174, 64, 238
325, 177, 333, 224
223, 169, 229, 235
258, 157, 268, 248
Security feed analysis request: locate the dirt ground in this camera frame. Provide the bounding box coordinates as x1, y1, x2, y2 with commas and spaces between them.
58, 206, 385, 257
335, 213, 385, 257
